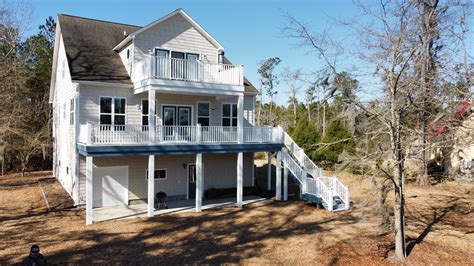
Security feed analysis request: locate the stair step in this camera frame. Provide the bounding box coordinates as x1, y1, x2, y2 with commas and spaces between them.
302, 194, 347, 212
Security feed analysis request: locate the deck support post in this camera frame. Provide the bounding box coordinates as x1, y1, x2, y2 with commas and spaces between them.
252, 153, 255, 187
284, 156, 288, 201
237, 94, 244, 144
345, 187, 350, 210
85, 156, 93, 225
147, 155, 155, 217
237, 152, 243, 208
267, 152, 272, 191
275, 151, 282, 201
148, 89, 156, 143
301, 167, 307, 198
196, 153, 203, 212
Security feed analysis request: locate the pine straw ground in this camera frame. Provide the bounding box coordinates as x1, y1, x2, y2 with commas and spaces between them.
0, 170, 473, 265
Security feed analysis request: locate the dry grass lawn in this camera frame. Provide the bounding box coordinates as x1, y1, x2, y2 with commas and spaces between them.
1, 170, 473, 264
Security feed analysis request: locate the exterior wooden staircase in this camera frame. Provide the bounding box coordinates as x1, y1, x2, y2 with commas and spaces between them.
282, 132, 350, 211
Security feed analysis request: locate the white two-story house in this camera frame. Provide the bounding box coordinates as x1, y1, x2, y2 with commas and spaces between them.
50, 9, 350, 225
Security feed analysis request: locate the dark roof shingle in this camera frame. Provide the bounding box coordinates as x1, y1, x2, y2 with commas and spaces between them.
58, 14, 140, 84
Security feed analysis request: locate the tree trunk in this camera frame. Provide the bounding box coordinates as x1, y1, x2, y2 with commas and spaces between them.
394, 183, 406, 260
269, 95, 273, 125
389, 74, 406, 260
293, 99, 297, 127
322, 102, 326, 136
308, 105, 311, 123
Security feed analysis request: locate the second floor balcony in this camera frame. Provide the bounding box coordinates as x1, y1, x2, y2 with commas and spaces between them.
134, 56, 244, 88
78, 124, 282, 146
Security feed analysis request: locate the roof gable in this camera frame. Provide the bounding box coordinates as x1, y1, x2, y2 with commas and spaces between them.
114, 9, 224, 51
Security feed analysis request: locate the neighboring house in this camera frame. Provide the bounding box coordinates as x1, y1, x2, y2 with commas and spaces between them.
428, 100, 474, 178
50, 9, 349, 224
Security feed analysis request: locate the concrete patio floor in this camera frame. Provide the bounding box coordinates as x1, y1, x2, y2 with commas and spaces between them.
94, 196, 267, 222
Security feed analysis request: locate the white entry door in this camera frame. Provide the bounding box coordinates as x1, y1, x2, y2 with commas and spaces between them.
93, 166, 129, 208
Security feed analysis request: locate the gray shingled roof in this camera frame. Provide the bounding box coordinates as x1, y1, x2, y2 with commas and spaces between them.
58, 14, 258, 93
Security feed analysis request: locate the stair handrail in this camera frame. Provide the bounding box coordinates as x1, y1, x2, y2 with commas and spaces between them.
317, 178, 333, 211
331, 176, 350, 210
283, 132, 322, 178
281, 149, 304, 185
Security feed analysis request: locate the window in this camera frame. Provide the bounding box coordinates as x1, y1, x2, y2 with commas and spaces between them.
141, 99, 157, 126
197, 102, 210, 126
63, 103, 66, 120
100, 97, 126, 127
66, 167, 69, 175
154, 48, 200, 80
146, 169, 167, 180
222, 103, 237, 127
69, 98, 74, 125
126, 49, 130, 59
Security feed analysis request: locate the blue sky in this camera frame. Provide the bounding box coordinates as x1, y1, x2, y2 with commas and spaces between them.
26, 0, 472, 104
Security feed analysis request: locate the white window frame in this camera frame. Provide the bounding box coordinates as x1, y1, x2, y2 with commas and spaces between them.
221, 102, 237, 127
69, 98, 74, 125
160, 104, 194, 126
154, 47, 202, 60
197, 101, 211, 126
146, 168, 167, 180
141, 98, 157, 126
99, 96, 127, 126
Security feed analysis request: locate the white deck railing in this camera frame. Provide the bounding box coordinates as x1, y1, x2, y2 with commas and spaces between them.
283, 132, 323, 178
79, 124, 281, 145
150, 56, 244, 86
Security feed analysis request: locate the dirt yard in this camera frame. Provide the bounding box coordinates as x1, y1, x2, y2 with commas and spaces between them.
1, 170, 473, 264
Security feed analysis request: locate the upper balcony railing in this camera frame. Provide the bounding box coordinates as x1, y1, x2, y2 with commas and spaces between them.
135, 56, 244, 86
78, 124, 282, 146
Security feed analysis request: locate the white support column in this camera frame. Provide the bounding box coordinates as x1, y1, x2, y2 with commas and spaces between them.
85, 156, 93, 225
147, 155, 155, 217
345, 187, 350, 210
73, 93, 80, 206
237, 152, 243, 208
275, 151, 282, 201
196, 153, 203, 211
148, 90, 156, 143
267, 152, 272, 191
237, 94, 244, 144
301, 167, 307, 198
284, 158, 289, 201
252, 153, 255, 187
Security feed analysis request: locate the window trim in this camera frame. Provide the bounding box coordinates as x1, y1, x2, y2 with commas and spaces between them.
153, 47, 202, 61
141, 98, 157, 126
221, 102, 237, 127
98, 96, 127, 125
159, 103, 194, 126
145, 168, 167, 181
197, 101, 211, 126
